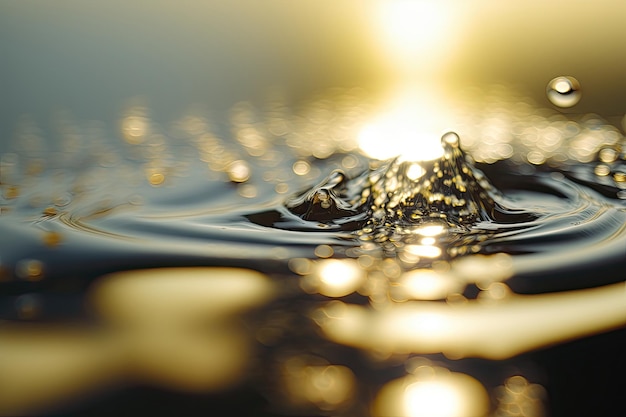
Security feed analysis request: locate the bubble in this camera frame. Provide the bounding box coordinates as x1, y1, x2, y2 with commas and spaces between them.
546, 76, 581, 108
441, 131, 460, 148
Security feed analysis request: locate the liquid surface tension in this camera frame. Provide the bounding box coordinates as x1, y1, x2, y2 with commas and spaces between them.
1, 85, 625, 417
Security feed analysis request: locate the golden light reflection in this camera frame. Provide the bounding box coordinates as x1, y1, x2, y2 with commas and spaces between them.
372, 369, 489, 417
90, 267, 274, 324
372, 0, 462, 74
413, 222, 447, 237
392, 269, 463, 301
0, 267, 276, 415
358, 89, 458, 162
301, 259, 366, 298
493, 375, 547, 417
405, 244, 442, 258
313, 282, 626, 360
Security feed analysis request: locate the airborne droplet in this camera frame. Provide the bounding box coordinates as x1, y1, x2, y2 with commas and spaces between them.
546, 76, 581, 108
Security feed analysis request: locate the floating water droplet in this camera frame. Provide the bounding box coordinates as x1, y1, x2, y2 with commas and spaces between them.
546, 76, 581, 108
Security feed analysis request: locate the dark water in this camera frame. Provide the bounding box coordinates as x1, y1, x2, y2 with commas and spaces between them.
1, 88, 625, 416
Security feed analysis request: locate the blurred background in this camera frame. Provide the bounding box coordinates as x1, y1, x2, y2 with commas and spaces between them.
1, 0, 626, 149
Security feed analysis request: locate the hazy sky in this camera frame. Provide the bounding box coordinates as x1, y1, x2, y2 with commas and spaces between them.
1, 0, 625, 143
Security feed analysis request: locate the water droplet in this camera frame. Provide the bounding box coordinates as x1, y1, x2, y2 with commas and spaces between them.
441, 132, 460, 148
546, 76, 581, 108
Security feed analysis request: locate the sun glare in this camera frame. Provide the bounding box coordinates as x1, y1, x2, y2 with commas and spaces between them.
376, 0, 449, 62
358, 89, 457, 161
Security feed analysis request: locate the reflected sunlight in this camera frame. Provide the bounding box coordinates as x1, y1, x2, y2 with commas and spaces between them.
373, 0, 461, 72
372, 370, 489, 417
314, 282, 626, 360
358, 88, 459, 161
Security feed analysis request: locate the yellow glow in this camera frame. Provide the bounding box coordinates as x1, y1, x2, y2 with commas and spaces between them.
372, 371, 489, 417
405, 381, 459, 417
358, 89, 457, 162
314, 282, 626, 360
406, 163, 426, 180
396, 269, 463, 301
413, 223, 446, 237
90, 267, 275, 324
313, 259, 366, 298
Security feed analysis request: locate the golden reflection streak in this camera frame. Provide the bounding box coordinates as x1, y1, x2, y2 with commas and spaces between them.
371, 0, 463, 75
0, 268, 275, 415
313, 282, 626, 359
